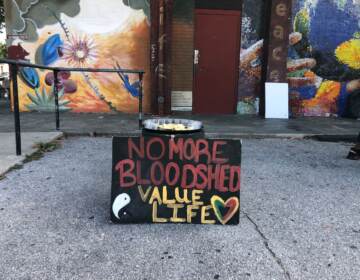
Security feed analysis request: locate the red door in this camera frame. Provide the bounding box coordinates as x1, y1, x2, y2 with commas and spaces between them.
193, 9, 241, 114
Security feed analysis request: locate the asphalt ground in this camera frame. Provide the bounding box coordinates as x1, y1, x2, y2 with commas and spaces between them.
0, 137, 359, 280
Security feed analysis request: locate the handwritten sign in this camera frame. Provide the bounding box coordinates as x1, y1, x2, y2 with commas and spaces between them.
111, 136, 242, 225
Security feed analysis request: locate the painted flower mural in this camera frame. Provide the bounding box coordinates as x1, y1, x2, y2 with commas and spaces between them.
238, 0, 265, 114
6, 0, 150, 113
45, 71, 77, 94
41, 34, 63, 66
61, 35, 97, 67
238, 0, 360, 118
19, 67, 40, 89
6, 0, 360, 117
4, 0, 81, 42
26, 87, 71, 112
335, 39, 360, 70
289, 0, 360, 118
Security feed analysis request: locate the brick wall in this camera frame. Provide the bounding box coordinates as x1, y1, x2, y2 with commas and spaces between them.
171, 19, 194, 92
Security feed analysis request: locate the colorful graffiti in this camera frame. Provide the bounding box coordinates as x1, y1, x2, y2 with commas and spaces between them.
238, 0, 360, 118
5, 0, 150, 113
6, 0, 359, 117
289, 0, 360, 118
237, 0, 264, 114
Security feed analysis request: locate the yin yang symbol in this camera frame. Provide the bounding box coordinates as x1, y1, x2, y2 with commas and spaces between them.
112, 193, 131, 219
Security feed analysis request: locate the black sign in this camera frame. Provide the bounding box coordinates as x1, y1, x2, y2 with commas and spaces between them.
111, 136, 242, 225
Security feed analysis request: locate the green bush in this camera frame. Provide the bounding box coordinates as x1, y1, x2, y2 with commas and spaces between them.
0, 43, 6, 58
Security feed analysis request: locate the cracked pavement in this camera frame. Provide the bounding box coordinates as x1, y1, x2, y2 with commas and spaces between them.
0, 137, 359, 280
244, 212, 291, 280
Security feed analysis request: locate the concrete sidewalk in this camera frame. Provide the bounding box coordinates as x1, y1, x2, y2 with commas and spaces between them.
0, 111, 360, 140
0, 132, 63, 175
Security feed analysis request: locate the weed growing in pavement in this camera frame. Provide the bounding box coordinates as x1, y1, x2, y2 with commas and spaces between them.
24, 141, 62, 163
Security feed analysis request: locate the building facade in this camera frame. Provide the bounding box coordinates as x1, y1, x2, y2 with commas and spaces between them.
4, 0, 360, 118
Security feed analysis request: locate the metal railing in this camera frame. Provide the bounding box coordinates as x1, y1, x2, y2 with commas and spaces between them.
0, 58, 145, 156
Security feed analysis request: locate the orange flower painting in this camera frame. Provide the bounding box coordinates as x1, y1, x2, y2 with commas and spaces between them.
9, 1, 150, 113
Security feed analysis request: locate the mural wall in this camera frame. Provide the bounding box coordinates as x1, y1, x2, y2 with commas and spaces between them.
6, 0, 359, 117
238, 0, 360, 118
5, 0, 150, 113
238, 0, 265, 115
289, 0, 360, 118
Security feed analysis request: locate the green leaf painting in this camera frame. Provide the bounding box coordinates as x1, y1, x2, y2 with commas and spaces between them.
294, 8, 310, 37
26, 87, 71, 112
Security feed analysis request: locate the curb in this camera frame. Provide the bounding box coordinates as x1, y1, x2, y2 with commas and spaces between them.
305, 134, 359, 142
62, 131, 358, 142
0, 132, 64, 177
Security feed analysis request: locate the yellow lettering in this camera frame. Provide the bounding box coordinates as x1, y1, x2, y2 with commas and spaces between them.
273, 25, 284, 39
187, 205, 199, 223
152, 202, 168, 223
272, 47, 283, 61
276, 3, 287, 16
168, 204, 186, 223
175, 188, 191, 204
270, 70, 281, 82
162, 186, 176, 204
148, 187, 163, 205
138, 185, 152, 202
192, 190, 204, 206
201, 205, 216, 224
